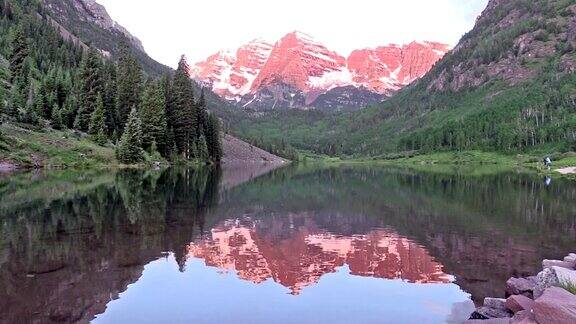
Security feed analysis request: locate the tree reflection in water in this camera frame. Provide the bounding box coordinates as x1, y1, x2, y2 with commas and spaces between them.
0, 165, 575, 323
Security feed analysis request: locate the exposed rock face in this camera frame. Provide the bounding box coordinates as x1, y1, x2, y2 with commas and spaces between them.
347, 41, 449, 93
192, 31, 449, 110
427, 0, 576, 92
193, 40, 273, 99
533, 287, 576, 324
251, 32, 347, 95
43, 0, 145, 51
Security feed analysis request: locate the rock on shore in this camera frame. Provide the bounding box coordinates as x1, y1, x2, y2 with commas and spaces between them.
467, 252, 576, 323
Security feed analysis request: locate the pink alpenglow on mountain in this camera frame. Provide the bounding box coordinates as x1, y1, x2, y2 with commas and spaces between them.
192, 31, 450, 109
192, 40, 273, 99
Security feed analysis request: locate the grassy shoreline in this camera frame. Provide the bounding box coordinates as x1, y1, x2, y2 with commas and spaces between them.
301, 150, 576, 178
2, 123, 574, 180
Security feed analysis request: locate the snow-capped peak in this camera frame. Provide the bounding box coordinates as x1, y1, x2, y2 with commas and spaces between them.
192, 32, 450, 103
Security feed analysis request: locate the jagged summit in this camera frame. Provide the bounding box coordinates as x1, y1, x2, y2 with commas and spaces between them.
192, 31, 449, 110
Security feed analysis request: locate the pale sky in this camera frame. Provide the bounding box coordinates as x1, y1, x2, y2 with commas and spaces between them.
96, 0, 489, 68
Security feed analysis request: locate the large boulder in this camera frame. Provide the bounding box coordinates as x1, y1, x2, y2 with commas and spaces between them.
564, 253, 576, 264
507, 276, 538, 297
543, 259, 576, 270
534, 266, 576, 298
533, 287, 576, 324
510, 310, 537, 324
484, 297, 508, 311
506, 295, 535, 314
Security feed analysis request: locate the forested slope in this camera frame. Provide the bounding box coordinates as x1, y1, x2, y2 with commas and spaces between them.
0, 0, 223, 167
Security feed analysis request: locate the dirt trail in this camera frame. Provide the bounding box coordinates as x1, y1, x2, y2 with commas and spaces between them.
556, 167, 576, 175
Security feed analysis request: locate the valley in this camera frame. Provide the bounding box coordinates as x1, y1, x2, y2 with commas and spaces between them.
1, 0, 576, 323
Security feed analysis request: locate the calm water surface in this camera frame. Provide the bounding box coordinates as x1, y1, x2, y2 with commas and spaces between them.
0, 164, 574, 323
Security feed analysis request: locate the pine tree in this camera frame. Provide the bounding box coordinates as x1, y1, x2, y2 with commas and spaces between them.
74, 50, 103, 131
205, 114, 222, 163
171, 55, 197, 159
140, 81, 168, 155
62, 93, 78, 129
33, 83, 49, 119
6, 81, 25, 117
51, 104, 63, 130
116, 107, 143, 164
102, 61, 118, 135
197, 88, 208, 134
116, 43, 142, 131
89, 95, 107, 145
197, 135, 209, 162
9, 26, 28, 82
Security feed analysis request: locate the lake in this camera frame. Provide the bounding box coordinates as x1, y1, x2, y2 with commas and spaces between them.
0, 164, 574, 323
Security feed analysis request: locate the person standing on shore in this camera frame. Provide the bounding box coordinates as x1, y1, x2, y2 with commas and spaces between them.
544, 157, 552, 170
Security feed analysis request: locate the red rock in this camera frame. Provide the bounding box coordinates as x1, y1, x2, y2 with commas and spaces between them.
192, 40, 273, 99
511, 310, 537, 324
506, 295, 535, 313
533, 287, 576, 324
192, 32, 449, 105
250, 31, 346, 94
507, 276, 538, 297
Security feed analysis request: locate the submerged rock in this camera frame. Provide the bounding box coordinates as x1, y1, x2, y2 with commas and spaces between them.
533, 287, 576, 324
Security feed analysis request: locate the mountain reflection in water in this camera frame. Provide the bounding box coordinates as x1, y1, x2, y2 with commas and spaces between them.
0, 164, 574, 323
188, 217, 451, 295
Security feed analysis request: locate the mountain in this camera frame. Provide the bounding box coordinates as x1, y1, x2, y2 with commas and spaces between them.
41, 0, 169, 76
192, 31, 449, 111
230, 0, 576, 156
40, 0, 244, 133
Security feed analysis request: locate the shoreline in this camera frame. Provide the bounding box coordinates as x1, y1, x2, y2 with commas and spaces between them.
466, 252, 576, 323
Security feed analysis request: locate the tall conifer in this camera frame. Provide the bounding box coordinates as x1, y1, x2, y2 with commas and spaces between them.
74, 50, 103, 131
171, 55, 197, 159
116, 43, 142, 131
140, 81, 167, 155
116, 107, 143, 163
89, 95, 107, 145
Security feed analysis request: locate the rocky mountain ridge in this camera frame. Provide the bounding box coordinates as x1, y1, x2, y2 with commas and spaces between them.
192, 31, 449, 111
43, 0, 144, 52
